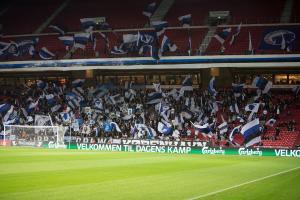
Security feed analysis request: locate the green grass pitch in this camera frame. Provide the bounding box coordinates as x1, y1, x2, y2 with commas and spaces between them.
0, 147, 300, 200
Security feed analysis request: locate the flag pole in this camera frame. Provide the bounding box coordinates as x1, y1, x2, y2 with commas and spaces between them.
188, 28, 192, 56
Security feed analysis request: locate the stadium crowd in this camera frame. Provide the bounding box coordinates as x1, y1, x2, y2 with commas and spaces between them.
0, 76, 299, 147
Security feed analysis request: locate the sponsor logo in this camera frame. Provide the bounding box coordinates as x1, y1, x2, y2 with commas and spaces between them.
238, 148, 262, 156
201, 147, 225, 155
48, 141, 67, 149
264, 30, 295, 46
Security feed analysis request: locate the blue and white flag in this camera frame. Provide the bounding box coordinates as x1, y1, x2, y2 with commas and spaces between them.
72, 87, 85, 100
80, 17, 104, 31
143, 2, 156, 18
3, 105, 14, 122
179, 75, 193, 95
51, 104, 61, 113
17, 38, 38, 56
0, 42, 19, 57
241, 118, 261, 147
151, 21, 168, 37
158, 121, 173, 135
146, 126, 156, 139
191, 122, 212, 135
252, 76, 272, 93
111, 45, 127, 55
60, 112, 70, 123
178, 14, 192, 27
229, 102, 239, 114
230, 22, 242, 45
27, 99, 39, 113
72, 79, 85, 87
181, 108, 193, 120
39, 47, 55, 60
123, 34, 139, 44
37, 80, 48, 90
265, 118, 276, 127
49, 25, 65, 36
74, 33, 90, 49
218, 121, 228, 134
137, 31, 156, 46
232, 83, 244, 97
110, 122, 121, 132
146, 92, 162, 104
161, 35, 177, 53
208, 77, 217, 96
0, 103, 12, 115
245, 103, 260, 113
45, 94, 55, 105
214, 28, 231, 44
59, 36, 74, 48
153, 83, 161, 92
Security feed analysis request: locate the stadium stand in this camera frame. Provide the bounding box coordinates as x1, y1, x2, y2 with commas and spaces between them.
0, 0, 64, 35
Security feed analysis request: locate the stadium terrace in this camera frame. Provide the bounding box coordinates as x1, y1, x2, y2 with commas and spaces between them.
0, 0, 300, 200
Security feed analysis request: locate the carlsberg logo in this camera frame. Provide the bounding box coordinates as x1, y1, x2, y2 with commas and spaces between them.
238, 148, 262, 156
202, 147, 225, 155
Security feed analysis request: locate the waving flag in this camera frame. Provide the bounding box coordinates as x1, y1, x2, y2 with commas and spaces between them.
146, 92, 162, 104
51, 104, 61, 113
153, 83, 161, 92
208, 77, 217, 96
214, 28, 231, 44
179, 75, 193, 95
39, 47, 55, 60
232, 83, 244, 97
17, 38, 38, 56
143, 2, 156, 18
110, 122, 121, 132
161, 35, 177, 53
74, 33, 90, 49
59, 36, 74, 48
60, 112, 70, 123
241, 118, 261, 147
0, 42, 19, 57
218, 122, 228, 134
191, 122, 212, 135
0, 103, 12, 115
72, 79, 85, 87
265, 118, 276, 127
49, 25, 65, 36
3, 105, 14, 122
229, 102, 239, 114
252, 76, 272, 93
37, 80, 48, 90
137, 31, 156, 46
80, 17, 104, 31
111, 45, 127, 55
146, 126, 156, 139
151, 21, 168, 37
178, 14, 192, 27
245, 103, 260, 113
230, 22, 242, 45
27, 99, 39, 113
158, 121, 173, 135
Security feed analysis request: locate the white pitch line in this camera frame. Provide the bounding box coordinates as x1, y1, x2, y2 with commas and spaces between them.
187, 166, 300, 200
